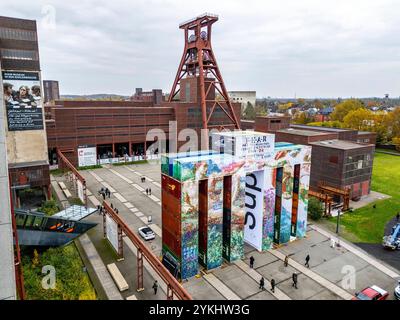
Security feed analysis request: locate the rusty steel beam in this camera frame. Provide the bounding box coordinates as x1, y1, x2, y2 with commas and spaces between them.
102, 202, 192, 300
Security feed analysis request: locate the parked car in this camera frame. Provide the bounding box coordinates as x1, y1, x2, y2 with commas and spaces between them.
395, 281, 400, 300
138, 226, 156, 241
353, 286, 389, 301
383, 223, 400, 250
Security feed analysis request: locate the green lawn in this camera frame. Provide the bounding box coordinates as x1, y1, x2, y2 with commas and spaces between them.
328, 153, 400, 243
23, 243, 97, 300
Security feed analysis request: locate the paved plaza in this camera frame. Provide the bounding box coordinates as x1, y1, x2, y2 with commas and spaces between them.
57, 161, 400, 300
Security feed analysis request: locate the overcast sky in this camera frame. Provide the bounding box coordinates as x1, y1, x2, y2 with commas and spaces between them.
2, 0, 400, 98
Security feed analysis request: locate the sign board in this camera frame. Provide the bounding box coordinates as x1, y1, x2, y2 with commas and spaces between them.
105, 215, 119, 253
212, 131, 275, 160
2, 71, 44, 131
244, 170, 264, 251
78, 145, 97, 167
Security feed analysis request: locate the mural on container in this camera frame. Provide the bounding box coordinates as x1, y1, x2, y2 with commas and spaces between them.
161, 132, 312, 279
206, 177, 224, 269
228, 173, 246, 261
181, 180, 199, 279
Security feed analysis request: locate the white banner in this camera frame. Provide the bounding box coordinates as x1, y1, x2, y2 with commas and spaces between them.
78, 146, 97, 167
77, 179, 84, 204
106, 215, 119, 253
244, 170, 264, 251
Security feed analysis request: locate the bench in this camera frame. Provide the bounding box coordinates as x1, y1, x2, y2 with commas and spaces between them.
58, 181, 67, 190
63, 189, 72, 198
107, 263, 129, 292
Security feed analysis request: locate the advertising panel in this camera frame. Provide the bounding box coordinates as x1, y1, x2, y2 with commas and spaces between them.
78, 145, 97, 167
2, 71, 43, 131
105, 215, 119, 253
244, 171, 264, 251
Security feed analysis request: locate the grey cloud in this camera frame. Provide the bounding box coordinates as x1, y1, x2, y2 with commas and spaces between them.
1, 0, 399, 97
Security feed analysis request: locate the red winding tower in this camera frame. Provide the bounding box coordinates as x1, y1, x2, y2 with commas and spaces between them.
169, 13, 241, 141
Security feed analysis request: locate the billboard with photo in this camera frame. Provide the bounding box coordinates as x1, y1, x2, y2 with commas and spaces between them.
78, 145, 97, 167
105, 214, 119, 253
2, 71, 44, 131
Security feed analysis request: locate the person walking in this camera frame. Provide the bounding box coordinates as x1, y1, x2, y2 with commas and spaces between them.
101, 191, 106, 200
305, 254, 310, 268
115, 208, 119, 214
270, 278, 276, 293
284, 255, 289, 267
146, 188, 149, 195
259, 277, 265, 290
249, 256, 255, 269
152, 280, 158, 295
292, 273, 298, 289
106, 188, 110, 198
111, 203, 114, 209
149, 188, 152, 196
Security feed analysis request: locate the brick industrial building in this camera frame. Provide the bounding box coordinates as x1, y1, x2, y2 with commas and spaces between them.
0, 16, 50, 206
243, 115, 376, 199
45, 96, 241, 167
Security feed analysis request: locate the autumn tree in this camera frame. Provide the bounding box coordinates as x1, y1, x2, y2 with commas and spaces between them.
330, 99, 365, 122
343, 108, 375, 130
293, 111, 314, 124
243, 102, 256, 120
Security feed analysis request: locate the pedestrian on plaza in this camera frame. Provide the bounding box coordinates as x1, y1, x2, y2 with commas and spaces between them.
115, 208, 119, 214
292, 273, 298, 289
111, 203, 114, 209
249, 256, 255, 269
101, 191, 106, 200
146, 188, 149, 195
152, 280, 158, 295
106, 188, 110, 198
259, 277, 265, 290
305, 254, 310, 268
149, 188, 152, 196
270, 278, 276, 293
330, 237, 336, 248
284, 255, 289, 267
396, 212, 400, 222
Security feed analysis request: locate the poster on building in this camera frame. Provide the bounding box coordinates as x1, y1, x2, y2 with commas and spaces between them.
105, 215, 119, 253
2, 71, 44, 131
77, 145, 97, 167
244, 170, 264, 251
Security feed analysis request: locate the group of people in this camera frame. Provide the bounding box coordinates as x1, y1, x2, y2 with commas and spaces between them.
99, 187, 111, 200
249, 253, 311, 293
3, 82, 41, 108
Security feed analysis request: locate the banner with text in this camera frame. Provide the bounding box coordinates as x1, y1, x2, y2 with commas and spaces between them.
2, 71, 44, 131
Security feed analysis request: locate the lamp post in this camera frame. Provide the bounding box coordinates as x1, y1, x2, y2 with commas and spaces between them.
336, 208, 341, 247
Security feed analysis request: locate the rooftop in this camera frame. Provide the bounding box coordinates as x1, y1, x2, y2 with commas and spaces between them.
309, 139, 373, 150
278, 128, 334, 137
291, 124, 355, 133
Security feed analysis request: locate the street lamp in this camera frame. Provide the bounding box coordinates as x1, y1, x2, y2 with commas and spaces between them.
336, 208, 341, 247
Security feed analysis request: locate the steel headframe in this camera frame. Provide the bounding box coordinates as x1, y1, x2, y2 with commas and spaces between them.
169, 13, 241, 132
102, 202, 192, 300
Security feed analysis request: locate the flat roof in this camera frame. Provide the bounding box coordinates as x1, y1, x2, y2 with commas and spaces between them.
291, 124, 355, 133
278, 128, 334, 137
309, 140, 373, 150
